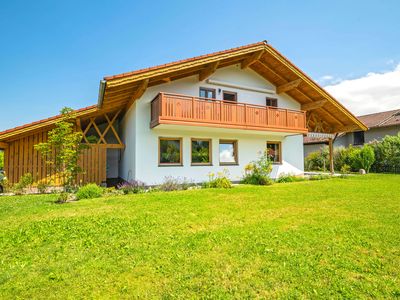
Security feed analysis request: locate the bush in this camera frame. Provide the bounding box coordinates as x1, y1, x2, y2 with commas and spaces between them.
57, 192, 70, 203
13, 173, 34, 194
37, 182, 49, 194
309, 174, 332, 181
305, 147, 329, 171
276, 173, 305, 183
241, 150, 273, 185
159, 177, 193, 192
340, 164, 351, 174
370, 133, 400, 172
203, 170, 232, 189
103, 187, 124, 197
117, 180, 146, 194
354, 145, 375, 173
76, 183, 103, 200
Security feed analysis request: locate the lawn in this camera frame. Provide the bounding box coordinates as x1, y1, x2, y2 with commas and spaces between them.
0, 175, 399, 299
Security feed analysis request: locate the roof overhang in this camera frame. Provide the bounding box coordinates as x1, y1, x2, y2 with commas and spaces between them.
0, 105, 124, 142
99, 41, 367, 134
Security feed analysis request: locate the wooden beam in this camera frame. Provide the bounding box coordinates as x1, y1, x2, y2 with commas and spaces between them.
329, 138, 334, 174
0, 141, 8, 148
276, 79, 302, 94
126, 79, 149, 110
161, 78, 171, 83
333, 124, 362, 133
257, 60, 345, 128
301, 100, 327, 111
241, 50, 264, 69
104, 111, 123, 146
198, 61, 219, 81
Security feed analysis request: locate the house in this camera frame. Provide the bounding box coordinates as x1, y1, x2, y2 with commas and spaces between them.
0, 41, 367, 185
304, 108, 400, 157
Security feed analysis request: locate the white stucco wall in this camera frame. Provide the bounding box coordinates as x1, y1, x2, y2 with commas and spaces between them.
119, 64, 304, 184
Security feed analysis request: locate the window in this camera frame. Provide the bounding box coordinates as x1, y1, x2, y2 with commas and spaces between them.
159, 138, 182, 166
266, 97, 278, 107
223, 91, 237, 102
219, 140, 238, 165
199, 87, 216, 99
353, 131, 365, 145
191, 139, 212, 165
266, 141, 281, 163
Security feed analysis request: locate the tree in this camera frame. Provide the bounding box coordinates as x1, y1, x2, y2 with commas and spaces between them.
34, 107, 87, 190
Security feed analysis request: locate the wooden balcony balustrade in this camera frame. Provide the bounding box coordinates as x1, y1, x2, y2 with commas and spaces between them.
150, 93, 308, 133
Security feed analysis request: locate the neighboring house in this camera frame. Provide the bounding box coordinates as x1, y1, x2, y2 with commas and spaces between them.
304, 108, 400, 157
0, 41, 366, 185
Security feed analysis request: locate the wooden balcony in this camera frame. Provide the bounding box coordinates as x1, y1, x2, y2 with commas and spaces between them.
150, 93, 308, 134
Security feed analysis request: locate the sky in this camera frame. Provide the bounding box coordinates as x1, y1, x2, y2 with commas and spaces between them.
0, 0, 399, 130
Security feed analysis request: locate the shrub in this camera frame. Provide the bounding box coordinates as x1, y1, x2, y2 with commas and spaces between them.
37, 182, 49, 194
159, 177, 194, 192
334, 146, 354, 171
276, 173, 305, 183
241, 150, 273, 185
305, 147, 329, 171
13, 173, 34, 194
351, 145, 375, 173
340, 164, 351, 174
103, 187, 124, 197
203, 170, 232, 189
57, 192, 70, 203
370, 133, 400, 172
56, 192, 76, 203
309, 174, 332, 181
76, 183, 103, 200
117, 180, 146, 194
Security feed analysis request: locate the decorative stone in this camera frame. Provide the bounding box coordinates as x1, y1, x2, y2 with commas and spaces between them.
359, 169, 366, 175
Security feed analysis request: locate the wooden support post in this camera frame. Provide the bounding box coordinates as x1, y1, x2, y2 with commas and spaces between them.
328, 138, 334, 174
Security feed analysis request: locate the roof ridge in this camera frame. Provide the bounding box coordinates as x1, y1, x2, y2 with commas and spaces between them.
377, 109, 400, 127
104, 41, 267, 81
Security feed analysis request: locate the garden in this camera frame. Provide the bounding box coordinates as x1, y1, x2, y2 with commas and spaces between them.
0, 174, 399, 298
305, 133, 400, 174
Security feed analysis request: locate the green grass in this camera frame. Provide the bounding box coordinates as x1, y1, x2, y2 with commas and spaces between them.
0, 174, 399, 299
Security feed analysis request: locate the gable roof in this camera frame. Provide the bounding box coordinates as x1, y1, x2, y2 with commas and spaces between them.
0, 41, 367, 142
358, 108, 400, 128
100, 40, 367, 133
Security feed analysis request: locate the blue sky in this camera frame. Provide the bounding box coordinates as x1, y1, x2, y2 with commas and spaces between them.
1, 0, 399, 129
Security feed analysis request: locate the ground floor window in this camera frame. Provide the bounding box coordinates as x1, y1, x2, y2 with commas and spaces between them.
191, 139, 212, 165
159, 137, 182, 166
266, 141, 281, 163
219, 140, 238, 165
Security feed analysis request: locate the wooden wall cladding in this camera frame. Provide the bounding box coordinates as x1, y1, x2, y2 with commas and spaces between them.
3, 130, 107, 185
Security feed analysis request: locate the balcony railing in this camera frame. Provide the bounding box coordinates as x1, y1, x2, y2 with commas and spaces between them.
150, 92, 308, 133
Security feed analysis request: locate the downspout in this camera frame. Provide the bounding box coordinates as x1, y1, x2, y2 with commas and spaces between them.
97, 80, 107, 108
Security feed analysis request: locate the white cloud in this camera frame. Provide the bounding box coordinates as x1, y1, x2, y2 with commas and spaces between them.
317, 75, 343, 86
324, 63, 400, 116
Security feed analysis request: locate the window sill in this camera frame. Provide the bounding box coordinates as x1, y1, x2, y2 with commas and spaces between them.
158, 164, 183, 167
191, 163, 213, 166
219, 163, 239, 166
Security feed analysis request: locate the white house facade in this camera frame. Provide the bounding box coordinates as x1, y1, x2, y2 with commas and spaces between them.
119, 65, 305, 184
